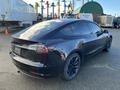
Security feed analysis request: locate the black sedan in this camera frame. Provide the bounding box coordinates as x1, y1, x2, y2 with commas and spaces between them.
10, 19, 112, 80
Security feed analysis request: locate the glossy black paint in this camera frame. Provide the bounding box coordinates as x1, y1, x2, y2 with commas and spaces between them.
10, 19, 112, 77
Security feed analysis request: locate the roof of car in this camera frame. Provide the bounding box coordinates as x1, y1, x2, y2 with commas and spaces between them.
50, 19, 93, 23
46, 19, 94, 26
47, 19, 79, 23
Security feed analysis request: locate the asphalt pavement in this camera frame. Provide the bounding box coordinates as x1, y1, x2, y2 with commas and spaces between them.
0, 28, 120, 90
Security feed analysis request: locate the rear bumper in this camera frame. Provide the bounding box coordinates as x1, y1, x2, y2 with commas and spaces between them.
10, 52, 62, 78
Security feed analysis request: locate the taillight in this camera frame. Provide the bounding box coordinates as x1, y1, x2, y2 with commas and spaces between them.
28, 44, 48, 54
36, 45, 48, 54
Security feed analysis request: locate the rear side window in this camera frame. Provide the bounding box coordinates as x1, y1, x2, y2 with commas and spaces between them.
72, 21, 92, 35
88, 23, 101, 33
52, 21, 93, 38
52, 24, 73, 38
14, 20, 66, 40
59, 25, 73, 36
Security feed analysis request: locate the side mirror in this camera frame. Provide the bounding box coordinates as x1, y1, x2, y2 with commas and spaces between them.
103, 30, 109, 33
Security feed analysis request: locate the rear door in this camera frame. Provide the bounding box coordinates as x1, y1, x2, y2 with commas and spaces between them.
88, 22, 106, 52
71, 21, 97, 56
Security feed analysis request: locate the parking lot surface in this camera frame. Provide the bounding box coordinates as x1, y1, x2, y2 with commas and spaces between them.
0, 28, 120, 90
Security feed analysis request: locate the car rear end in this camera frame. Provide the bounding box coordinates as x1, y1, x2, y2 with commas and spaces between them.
10, 38, 64, 78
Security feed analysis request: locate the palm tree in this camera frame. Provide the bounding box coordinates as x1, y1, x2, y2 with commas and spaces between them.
46, 1, 50, 18
62, 0, 67, 14
40, 0, 44, 17
35, 2, 40, 15
57, 0, 60, 18
51, 2, 55, 19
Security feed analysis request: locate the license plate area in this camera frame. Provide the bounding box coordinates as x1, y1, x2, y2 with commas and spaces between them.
13, 46, 21, 55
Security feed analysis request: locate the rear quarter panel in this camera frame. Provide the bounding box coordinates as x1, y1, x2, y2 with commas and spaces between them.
46, 39, 84, 60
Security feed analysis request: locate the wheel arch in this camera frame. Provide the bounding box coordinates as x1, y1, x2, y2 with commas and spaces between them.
67, 49, 84, 63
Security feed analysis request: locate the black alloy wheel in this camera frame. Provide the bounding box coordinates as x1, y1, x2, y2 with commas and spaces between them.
62, 53, 81, 81
104, 38, 112, 52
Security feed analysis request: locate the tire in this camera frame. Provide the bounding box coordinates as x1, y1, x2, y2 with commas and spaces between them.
113, 23, 118, 28
104, 38, 112, 52
61, 53, 81, 81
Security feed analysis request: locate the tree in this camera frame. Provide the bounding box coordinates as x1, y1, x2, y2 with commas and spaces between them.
35, 2, 40, 15
51, 2, 55, 19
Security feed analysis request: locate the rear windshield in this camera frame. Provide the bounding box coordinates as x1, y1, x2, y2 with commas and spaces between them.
13, 20, 65, 40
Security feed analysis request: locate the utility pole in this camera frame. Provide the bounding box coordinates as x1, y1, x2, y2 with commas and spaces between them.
46, 1, 49, 18
62, 0, 66, 15
40, 0, 44, 18
51, 2, 55, 19
72, 0, 74, 12
57, 0, 60, 19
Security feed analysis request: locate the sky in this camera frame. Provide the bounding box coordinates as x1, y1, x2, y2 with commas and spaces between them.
23, 0, 120, 16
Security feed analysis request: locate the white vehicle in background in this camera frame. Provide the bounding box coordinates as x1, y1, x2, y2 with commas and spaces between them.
79, 13, 93, 22
0, 0, 37, 27
63, 13, 94, 22
98, 15, 114, 27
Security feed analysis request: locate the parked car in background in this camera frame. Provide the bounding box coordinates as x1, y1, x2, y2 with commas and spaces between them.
79, 13, 93, 22
10, 19, 112, 80
113, 17, 120, 28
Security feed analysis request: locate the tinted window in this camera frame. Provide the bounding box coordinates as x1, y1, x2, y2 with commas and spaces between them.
89, 23, 101, 33
54, 24, 73, 37
52, 21, 94, 38
13, 20, 68, 40
72, 21, 92, 35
